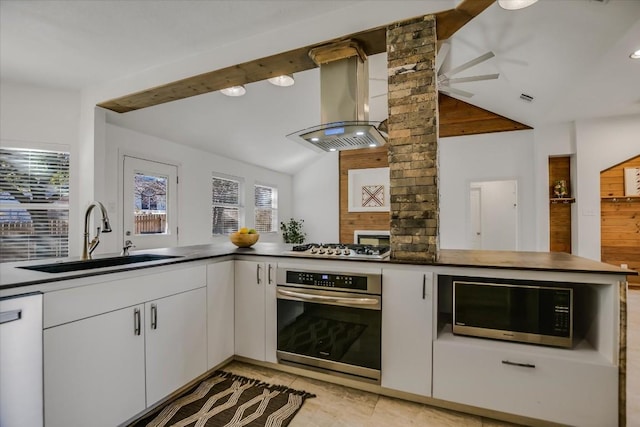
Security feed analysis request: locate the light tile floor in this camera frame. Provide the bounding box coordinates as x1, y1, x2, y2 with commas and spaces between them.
224, 287, 640, 427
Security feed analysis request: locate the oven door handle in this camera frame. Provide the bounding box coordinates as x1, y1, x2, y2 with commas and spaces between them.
277, 288, 379, 306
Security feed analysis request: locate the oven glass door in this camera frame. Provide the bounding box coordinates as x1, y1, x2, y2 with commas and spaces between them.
277, 287, 381, 372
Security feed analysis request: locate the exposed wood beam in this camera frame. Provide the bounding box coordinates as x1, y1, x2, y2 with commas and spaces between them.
98, 27, 386, 113
434, 0, 494, 40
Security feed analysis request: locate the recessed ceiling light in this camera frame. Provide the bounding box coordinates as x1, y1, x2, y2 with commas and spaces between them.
268, 74, 295, 87
220, 85, 246, 97
310, 137, 319, 142
631, 49, 640, 59
498, 0, 539, 10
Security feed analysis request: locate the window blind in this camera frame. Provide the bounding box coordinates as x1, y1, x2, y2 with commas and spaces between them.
212, 176, 241, 234
0, 148, 70, 262
254, 184, 277, 233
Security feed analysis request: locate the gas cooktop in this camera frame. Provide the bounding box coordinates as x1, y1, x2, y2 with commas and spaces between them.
286, 243, 390, 260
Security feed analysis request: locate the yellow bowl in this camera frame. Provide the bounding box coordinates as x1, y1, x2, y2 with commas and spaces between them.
230, 232, 259, 248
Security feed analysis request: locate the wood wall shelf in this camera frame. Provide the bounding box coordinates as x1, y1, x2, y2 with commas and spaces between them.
601, 196, 640, 203
550, 198, 575, 204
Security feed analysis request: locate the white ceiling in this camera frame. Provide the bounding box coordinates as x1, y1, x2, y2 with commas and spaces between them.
1, 0, 639, 175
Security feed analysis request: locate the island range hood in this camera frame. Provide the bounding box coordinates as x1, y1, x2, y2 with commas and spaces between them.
287, 41, 388, 152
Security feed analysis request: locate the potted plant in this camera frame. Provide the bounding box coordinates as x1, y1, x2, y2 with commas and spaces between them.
280, 218, 306, 244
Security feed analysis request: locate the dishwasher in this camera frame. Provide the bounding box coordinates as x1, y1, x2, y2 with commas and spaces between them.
0, 292, 43, 427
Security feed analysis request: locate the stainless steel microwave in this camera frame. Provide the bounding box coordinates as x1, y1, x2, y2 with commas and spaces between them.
453, 280, 573, 348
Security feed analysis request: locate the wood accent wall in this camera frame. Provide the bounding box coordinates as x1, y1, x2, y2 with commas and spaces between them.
549, 156, 572, 253
438, 94, 531, 137
339, 147, 390, 244
600, 155, 640, 285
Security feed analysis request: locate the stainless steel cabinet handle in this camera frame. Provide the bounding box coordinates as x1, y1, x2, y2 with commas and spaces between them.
422, 274, 426, 300
277, 288, 379, 306
151, 303, 158, 330
257, 264, 262, 284
134, 308, 141, 336
0, 309, 22, 325
502, 360, 536, 369
268, 264, 273, 284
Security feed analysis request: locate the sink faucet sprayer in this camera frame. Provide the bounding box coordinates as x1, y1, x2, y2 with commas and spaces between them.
82, 201, 112, 260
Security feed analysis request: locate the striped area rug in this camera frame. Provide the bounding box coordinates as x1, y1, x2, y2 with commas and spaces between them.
131, 371, 315, 427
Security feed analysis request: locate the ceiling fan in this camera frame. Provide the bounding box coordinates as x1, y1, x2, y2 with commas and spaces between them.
436, 42, 499, 98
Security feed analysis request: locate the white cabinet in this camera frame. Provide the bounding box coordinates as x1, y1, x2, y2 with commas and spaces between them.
381, 268, 433, 396
43, 265, 207, 427
207, 261, 235, 368
145, 287, 207, 404
234, 259, 277, 362
44, 305, 146, 427
432, 333, 618, 426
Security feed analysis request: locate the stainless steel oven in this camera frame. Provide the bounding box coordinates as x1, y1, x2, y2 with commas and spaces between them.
276, 267, 382, 384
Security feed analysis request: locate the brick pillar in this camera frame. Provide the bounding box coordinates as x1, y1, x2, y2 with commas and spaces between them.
387, 15, 439, 262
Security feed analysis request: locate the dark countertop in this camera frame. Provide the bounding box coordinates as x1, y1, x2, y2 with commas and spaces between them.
0, 242, 634, 293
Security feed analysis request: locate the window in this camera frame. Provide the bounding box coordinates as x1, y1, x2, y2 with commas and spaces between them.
254, 184, 277, 233
0, 147, 70, 262
212, 175, 242, 234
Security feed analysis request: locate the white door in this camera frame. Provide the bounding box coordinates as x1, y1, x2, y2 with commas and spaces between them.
234, 260, 266, 361
470, 187, 482, 249
123, 156, 178, 250
44, 305, 146, 427
145, 287, 207, 405
469, 180, 518, 251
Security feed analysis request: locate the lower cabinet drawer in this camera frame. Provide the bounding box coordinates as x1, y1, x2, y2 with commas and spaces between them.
432, 339, 617, 426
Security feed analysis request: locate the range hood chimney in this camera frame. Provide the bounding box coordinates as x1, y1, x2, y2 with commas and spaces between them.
287, 40, 387, 152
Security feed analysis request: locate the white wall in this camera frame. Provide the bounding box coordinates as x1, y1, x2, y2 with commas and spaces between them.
0, 81, 82, 255
292, 152, 339, 243
98, 124, 292, 254
439, 130, 536, 251
574, 114, 640, 261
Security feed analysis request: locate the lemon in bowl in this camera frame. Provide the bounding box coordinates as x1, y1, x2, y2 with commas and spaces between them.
230, 228, 259, 247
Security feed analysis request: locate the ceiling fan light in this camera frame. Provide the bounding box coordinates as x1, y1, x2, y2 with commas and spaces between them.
498, 0, 539, 10
630, 49, 640, 60
268, 74, 295, 87
220, 85, 246, 97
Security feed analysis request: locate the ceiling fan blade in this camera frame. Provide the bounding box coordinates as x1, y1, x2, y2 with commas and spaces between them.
448, 73, 499, 84
442, 52, 495, 78
439, 86, 474, 98
436, 42, 451, 75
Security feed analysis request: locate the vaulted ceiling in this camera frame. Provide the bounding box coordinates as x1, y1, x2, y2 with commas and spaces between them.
1, 0, 639, 175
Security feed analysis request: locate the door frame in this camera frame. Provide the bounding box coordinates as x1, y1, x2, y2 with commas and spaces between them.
118, 149, 181, 250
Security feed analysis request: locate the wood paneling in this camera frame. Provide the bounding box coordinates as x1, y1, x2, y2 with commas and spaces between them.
438, 94, 531, 137
434, 0, 495, 41
339, 147, 390, 244
601, 155, 640, 285
548, 156, 572, 253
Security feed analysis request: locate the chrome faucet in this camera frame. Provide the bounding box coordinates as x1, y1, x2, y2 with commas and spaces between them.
82, 201, 112, 260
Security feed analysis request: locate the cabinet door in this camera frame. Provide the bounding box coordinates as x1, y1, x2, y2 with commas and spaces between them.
265, 262, 277, 363
44, 305, 146, 427
145, 287, 207, 405
381, 269, 433, 396
234, 260, 266, 360
207, 261, 235, 369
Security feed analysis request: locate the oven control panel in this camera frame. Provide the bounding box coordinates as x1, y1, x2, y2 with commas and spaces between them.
285, 270, 368, 291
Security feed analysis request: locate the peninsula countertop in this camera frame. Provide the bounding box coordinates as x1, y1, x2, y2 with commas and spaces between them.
1, 242, 635, 293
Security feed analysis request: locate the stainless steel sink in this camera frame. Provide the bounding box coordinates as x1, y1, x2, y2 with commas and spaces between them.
19, 254, 182, 273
